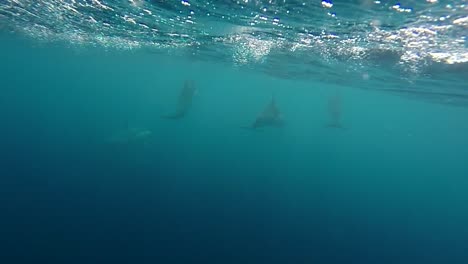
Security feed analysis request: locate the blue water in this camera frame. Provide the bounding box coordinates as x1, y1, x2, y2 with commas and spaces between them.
1, 1, 468, 263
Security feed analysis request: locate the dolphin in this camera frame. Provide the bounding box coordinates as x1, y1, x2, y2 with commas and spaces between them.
242, 95, 284, 129
326, 91, 343, 128
162, 80, 197, 119
105, 127, 153, 146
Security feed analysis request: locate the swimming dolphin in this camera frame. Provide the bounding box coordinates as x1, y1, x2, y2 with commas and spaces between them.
162, 80, 197, 119
243, 95, 284, 129
326, 91, 343, 128
105, 127, 153, 146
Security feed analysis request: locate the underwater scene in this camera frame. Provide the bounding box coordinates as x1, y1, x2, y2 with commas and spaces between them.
1, 0, 468, 263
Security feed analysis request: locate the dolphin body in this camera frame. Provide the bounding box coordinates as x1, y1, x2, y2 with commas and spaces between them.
162, 80, 197, 119
105, 127, 153, 146
243, 96, 284, 129
326, 91, 343, 128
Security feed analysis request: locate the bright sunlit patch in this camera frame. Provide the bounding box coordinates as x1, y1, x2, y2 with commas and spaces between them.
391, 4, 412, 13
89, 16, 97, 23
322, 1, 333, 8
129, 0, 144, 8
272, 17, 280, 25
123, 15, 137, 25
430, 52, 468, 64
453, 16, 468, 26
229, 35, 277, 65
92, 0, 114, 11
63, 4, 79, 14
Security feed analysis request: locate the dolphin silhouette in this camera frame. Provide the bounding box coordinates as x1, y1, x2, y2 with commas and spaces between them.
326, 90, 343, 128
162, 80, 197, 119
105, 127, 153, 145
243, 95, 284, 129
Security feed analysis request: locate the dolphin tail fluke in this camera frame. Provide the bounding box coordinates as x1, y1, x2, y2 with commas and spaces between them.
326, 123, 344, 129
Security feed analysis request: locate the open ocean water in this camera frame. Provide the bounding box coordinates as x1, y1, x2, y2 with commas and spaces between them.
1, 0, 468, 263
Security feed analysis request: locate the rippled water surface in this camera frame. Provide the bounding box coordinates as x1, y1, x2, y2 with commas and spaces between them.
1, 0, 467, 101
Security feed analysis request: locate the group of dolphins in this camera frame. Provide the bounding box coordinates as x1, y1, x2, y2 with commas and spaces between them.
162, 80, 286, 129
106, 80, 343, 145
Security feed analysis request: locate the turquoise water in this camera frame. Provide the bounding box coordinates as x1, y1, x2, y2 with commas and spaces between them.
1, 1, 468, 263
